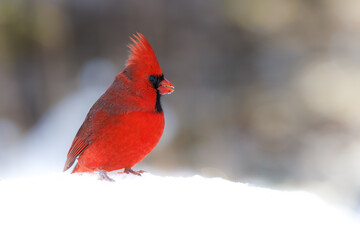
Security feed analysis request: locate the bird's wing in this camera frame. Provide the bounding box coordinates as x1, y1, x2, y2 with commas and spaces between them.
64, 136, 89, 171
63, 95, 116, 172
63, 98, 104, 172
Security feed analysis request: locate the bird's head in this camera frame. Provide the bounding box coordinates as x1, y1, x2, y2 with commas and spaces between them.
124, 33, 174, 96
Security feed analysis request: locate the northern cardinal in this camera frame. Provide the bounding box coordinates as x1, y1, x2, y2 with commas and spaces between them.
63, 33, 174, 180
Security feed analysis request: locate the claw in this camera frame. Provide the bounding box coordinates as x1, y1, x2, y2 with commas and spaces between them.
98, 170, 115, 182
122, 168, 145, 176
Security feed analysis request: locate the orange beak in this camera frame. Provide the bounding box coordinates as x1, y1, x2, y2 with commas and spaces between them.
158, 78, 174, 95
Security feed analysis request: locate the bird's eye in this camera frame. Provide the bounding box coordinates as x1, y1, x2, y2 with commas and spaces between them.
149, 75, 156, 83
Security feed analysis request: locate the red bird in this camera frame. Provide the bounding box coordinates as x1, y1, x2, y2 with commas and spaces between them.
63, 33, 174, 180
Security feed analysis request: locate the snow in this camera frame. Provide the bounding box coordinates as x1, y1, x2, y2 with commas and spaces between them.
0, 173, 359, 240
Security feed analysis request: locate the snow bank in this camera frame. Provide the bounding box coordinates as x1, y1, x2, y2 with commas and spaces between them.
0, 173, 359, 240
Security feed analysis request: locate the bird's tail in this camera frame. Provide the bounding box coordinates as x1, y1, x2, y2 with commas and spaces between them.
71, 163, 93, 173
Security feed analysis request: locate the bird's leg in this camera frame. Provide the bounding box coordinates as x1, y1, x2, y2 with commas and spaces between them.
123, 168, 146, 176
98, 170, 115, 182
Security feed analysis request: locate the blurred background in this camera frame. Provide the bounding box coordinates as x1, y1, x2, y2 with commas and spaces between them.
1, 0, 360, 212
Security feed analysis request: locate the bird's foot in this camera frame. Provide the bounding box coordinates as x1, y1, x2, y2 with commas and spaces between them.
98, 170, 115, 182
122, 168, 146, 176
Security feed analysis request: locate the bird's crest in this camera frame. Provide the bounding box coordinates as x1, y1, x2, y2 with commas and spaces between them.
126, 33, 163, 76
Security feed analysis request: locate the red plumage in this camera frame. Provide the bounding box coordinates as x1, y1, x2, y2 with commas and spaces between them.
64, 33, 174, 178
